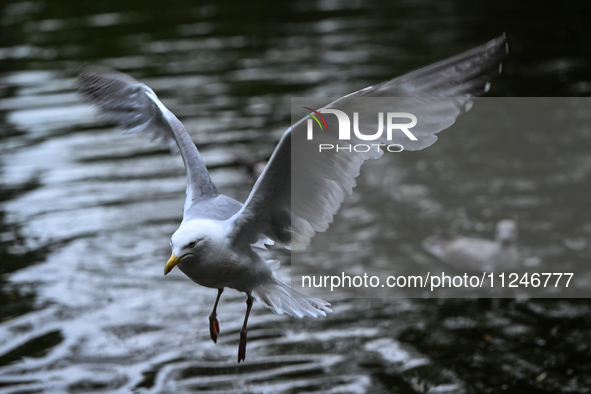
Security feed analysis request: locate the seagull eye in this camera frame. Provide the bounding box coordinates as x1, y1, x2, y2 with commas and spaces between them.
188, 241, 196, 249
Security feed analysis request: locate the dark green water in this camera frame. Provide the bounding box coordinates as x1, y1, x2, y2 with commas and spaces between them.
0, 0, 590, 392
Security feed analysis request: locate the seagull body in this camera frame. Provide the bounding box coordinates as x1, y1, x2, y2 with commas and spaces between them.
422, 219, 520, 272
170, 218, 281, 295
77, 34, 508, 362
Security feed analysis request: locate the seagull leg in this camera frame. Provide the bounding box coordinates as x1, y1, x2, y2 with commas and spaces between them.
209, 288, 223, 343
238, 293, 253, 363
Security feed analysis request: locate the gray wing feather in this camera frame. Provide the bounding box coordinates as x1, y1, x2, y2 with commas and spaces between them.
351, 33, 508, 98
230, 34, 508, 250
77, 66, 218, 212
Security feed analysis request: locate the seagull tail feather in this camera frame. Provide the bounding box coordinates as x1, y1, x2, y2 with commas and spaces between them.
251, 274, 332, 318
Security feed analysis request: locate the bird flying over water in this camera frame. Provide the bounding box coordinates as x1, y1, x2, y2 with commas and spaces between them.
77, 34, 508, 362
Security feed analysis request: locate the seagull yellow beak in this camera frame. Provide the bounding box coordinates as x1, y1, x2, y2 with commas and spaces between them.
164, 253, 183, 276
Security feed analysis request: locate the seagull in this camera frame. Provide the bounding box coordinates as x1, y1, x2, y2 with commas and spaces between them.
77, 34, 508, 362
421, 219, 520, 272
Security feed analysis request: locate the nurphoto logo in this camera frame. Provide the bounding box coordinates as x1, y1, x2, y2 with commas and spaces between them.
303, 107, 418, 153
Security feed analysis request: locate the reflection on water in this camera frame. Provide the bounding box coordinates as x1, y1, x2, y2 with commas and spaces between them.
0, 0, 590, 392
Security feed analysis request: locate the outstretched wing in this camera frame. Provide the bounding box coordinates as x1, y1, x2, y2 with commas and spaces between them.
229, 34, 508, 250
77, 66, 218, 213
